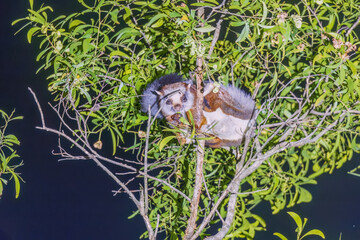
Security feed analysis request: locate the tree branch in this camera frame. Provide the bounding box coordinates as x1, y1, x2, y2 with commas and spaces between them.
346, 14, 360, 37
184, 3, 205, 239
207, 16, 224, 59
143, 106, 152, 225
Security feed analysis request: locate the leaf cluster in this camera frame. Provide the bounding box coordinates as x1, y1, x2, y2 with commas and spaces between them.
13, 0, 360, 239
0, 110, 23, 199
274, 212, 325, 240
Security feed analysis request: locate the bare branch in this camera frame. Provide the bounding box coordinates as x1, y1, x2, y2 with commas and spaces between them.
301, 0, 324, 32
153, 214, 160, 240
28, 87, 45, 127
144, 106, 152, 216
346, 14, 360, 37
202, 176, 224, 224
184, 4, 206, 239
207, 16, 224, 59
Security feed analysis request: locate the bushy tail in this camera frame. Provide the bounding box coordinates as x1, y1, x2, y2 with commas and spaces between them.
223, 85, 256, 118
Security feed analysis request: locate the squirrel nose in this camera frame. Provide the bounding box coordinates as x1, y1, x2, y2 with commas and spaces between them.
174, 104, 182, 111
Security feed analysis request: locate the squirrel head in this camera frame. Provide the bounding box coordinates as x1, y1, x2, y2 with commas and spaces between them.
155, 82, 194, 117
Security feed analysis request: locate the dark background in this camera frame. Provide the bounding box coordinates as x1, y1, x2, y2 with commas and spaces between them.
0, 0, 359, 239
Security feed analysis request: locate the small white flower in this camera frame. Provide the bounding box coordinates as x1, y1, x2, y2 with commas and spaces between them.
315, 0, 323, 5
292, 15, 302, 29
190, 42, 196, 55
55, 41, 63, 51
198, 45, 206, 57
277, 12, 288, 25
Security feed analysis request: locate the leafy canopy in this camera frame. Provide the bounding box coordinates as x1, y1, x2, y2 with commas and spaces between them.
14, 0, 360, 239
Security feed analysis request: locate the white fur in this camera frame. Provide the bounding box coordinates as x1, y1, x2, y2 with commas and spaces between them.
202, 108, 250, 141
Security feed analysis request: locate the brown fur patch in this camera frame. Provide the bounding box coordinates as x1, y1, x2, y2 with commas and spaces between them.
204, 88, 253, 120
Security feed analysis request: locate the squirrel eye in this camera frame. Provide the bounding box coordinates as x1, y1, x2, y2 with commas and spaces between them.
182, 95, 187, 102
165, 99, 172, 105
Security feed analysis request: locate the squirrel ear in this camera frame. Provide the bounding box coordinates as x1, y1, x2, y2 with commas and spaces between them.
155, 90, 163, 96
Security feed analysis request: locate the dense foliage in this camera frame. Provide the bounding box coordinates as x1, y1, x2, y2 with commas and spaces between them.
0, 110, 23, 199
14, 0, 360, 239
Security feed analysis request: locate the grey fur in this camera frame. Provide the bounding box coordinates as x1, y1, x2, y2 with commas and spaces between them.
140, 74, 192, 118
221, 84, 255, 118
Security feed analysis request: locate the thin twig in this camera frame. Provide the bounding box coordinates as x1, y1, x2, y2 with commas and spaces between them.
346, 14, 360, 37
207, 16, 224, 59
144, 106, 152, 215
28, 87, 45, 127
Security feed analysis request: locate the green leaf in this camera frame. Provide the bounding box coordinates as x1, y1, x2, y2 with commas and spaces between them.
133, 1, 147, 5
194, 26, 216, 33
314, 93, 326, 107
78, 0, 92, 9
69, 19, 85, 30
261, 1, 267, 23
204, 0, 219, 4
152, 18, 164, 28
82, 38, 93, 53
79, 87, 92, 105
159, 136, 176, 151
287, 212, 303, 233
179, 116, 190, 125
27, 9, 46, 24
8, 169, 21, 199
109, 128, 117, 155
115, 27, 141, 42
297, 187, 312, 204
236, 23, 249, 42
27, 27, 40, 44
94, 0, 105, 11
302, 229, 325, 239
128, 210, 140, 219
29, 0, 34, 9
14, 174, 20, 199
312, 54, 323, 65
5, 134, 20, 145
347, 60, 357, 76
147, 13, 167, 27
273, 232, 288, 240
339, 65, 345, 83
252, 214, 266, 227
280, 86, 292, 97
258, 23, 275, 29
109, 9, 120, 24
110, 50, 130, 59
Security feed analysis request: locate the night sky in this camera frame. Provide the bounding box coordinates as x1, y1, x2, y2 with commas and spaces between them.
0, 1, 360, 240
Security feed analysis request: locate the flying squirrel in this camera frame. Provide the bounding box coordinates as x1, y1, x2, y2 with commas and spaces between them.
140, 74, 256, 148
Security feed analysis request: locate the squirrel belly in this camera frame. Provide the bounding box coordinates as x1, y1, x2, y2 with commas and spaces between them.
200, 81, 255, 148
202, 108, 250, 141
140, 74, 256, 148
